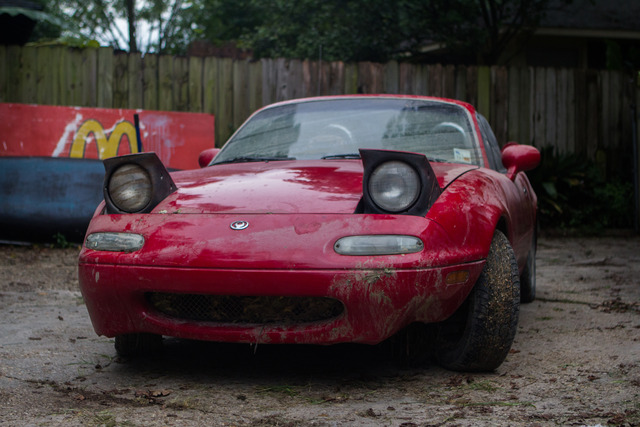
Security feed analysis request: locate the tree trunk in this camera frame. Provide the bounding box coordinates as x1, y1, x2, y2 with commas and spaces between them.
126, 0, 137, 53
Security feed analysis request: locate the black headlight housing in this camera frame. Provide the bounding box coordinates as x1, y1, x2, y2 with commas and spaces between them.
103, 152, 177, 214
359, 149, 441, 216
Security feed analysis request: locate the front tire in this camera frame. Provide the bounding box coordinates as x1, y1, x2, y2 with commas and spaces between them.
433, 230, 520, 372
114, 333, 163, 357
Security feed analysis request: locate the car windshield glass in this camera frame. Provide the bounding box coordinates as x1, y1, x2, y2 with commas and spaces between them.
212, 98, 482, 166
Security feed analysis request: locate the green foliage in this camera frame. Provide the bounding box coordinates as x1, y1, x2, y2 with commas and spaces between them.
224, 0, 573, 63
527, 146, 634, 232
28, 0, 575, 61
52, 232, 74, 248
231, 0, 405, 62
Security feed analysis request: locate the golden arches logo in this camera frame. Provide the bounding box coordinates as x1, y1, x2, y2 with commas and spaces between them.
70, 119, 138, 159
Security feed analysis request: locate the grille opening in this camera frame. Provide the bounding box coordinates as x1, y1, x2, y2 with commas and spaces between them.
147, 293, 344, 325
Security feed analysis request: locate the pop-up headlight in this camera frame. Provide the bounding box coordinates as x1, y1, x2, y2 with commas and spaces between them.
103, 152, 176, 214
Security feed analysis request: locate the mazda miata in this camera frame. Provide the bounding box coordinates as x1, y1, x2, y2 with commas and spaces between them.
78, 95, 540, 371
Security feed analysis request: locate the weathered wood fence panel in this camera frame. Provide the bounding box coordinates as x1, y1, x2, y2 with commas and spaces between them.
1, 45, 638, 181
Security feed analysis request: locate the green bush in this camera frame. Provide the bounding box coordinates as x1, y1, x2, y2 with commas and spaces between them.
527, 146, 634, 232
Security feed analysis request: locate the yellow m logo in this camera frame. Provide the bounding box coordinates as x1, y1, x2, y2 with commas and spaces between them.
70, 119, 138, 159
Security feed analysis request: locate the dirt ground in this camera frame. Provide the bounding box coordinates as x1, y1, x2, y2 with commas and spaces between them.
0, 236, 638, 426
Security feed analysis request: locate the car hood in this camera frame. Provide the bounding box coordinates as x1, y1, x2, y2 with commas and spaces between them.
155, 159, 477, 214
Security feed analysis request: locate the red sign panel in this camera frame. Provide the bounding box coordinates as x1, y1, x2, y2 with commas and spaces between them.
0, 103, 215, 170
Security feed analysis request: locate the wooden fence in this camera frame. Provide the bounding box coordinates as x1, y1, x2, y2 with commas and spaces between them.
1, 45, 639, 180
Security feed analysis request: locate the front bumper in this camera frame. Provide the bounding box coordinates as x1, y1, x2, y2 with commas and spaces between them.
78, 261, 484, 345
79, 212, 487, 345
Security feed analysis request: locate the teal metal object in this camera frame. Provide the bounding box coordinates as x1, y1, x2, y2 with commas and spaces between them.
0, 157, 104, 243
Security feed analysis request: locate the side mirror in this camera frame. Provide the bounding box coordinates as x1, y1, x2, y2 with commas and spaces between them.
198, 148, 221, 168
501, 144, 540, 180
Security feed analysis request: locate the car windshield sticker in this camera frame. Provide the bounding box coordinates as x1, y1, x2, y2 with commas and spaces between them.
454, 148, 472, 164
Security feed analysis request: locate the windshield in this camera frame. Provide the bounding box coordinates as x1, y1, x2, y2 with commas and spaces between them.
212, 98, 483, 166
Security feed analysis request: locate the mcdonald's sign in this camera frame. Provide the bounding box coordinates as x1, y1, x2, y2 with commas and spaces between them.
0, 103, 215, 170
70, 119, 139, 159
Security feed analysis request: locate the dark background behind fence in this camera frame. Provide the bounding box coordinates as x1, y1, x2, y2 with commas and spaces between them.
1, 45, 639, 182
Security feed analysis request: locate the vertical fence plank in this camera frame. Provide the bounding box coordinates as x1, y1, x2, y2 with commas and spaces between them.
202, 56, 218, 114
556, 68, 568, 154
465, 66, 478, 107
20, 46, 37, 103
6, 46, 22, 102
80, 48, 98, 107
55, 47, 68, 106
97, 47, 113, 108
203, 56, 218, 145
261, 58, 275, 105
507, 67, 520, 142
533, 68, 546, 147
233, 59, 249, 129
607, 71, 623, 175
398, 62, 412, 94
218, 58, 234, 143
112, 51, 129, 108
36, 47, 53, 105
274, 58, 290, 101
427, 64, 443, 97
248, 60, 262, 113
600, 70, 610, 163
344, 62, 358, 94
491, 66, 508, 144
173, 56, 189, 111
328, 61, 344, 95
384, 60, 399, 94
443, 65, 456, 99
357, 62, 383, 94
158, 55, 174, 111
188, 56, 204, 112
127, 52, 143, 109
455, 66, 467, 102
142, 54, 158, 110
288, 59, 303, 99
585, 70, 600, 159
566, 68, 576, 154
301, 60, 315, 97
574, 69, 587, 157
521, 67, 533, 145
477, 66, 490, 119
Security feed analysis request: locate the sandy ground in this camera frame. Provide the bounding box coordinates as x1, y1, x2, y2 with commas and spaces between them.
0, 236, 638, 426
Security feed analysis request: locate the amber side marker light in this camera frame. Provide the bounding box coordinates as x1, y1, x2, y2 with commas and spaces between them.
446, 270, 470, 285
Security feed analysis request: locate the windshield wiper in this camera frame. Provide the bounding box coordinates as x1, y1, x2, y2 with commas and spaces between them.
321, 153, 361, 159
214, 156, 295, 165
426, 157, 449, 163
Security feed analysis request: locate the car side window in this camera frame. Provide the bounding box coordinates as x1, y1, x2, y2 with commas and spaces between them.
476, 114, 506, 173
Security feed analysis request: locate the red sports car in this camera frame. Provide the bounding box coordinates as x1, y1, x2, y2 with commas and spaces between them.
78, 95, 540, 371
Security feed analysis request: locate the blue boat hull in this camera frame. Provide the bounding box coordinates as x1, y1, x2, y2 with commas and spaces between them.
0, 157, 104, 243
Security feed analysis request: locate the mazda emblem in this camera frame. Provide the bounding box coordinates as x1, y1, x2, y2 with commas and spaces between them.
230, 220, 249, 230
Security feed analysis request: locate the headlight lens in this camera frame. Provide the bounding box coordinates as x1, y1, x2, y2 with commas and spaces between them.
368, 161, 420, 212
85, 232, 144, 252
108, 164, 152, 213
334, 235, 424, 255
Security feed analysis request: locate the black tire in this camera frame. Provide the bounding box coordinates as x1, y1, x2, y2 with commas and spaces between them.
114, 333, 163, 358
520, 230, 537, 303
433, 230, 520, 372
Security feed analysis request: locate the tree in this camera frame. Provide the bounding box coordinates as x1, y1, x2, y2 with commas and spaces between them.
230, 0, 572, 64
235, 0, 405, 62
31, 0, 198, 53
402, 0, 574, 64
